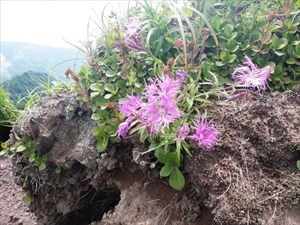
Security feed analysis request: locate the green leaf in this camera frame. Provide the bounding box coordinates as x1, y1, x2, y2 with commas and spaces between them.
286, 58, 295, 64
160, 164, 173, 177
39, 162, 46, 171
96, 137, 109, 152
104, 94, 113, 99
161, 42, 171, 53
297, 160, 300, 170
0, 150, 6, 156
90, 92, 100, 98
169, 167, 185, 190
17, 145, 27, 152
181, 141, 192, 157
117, 79, 126, 88
78, 65, 87, 79
55, 166, 61, 174
91, 112, 101, 121
240, 39, 250, 50
156, 151, 172, 164
95, 96, 108, 110
137, 72, 147, 77
288, 81, 300, 89
224, 24, 233, 39
94, 127, 107, 138
212, 16, 222, 32
227, 54, 237, 63
272, 34, 279, 49
28, 154, 35, 163
105, 70, 116, 77
252, 45, 261, 52
274, 65, 283, 75
105, 124, 117, 135
226, 39, 239, 52
249, 32, 261, 43
277, 38, 288, 49
23, 194, 34, 206
169, 151, 181, 167
220, 51, 228, 62
203, 62, 211, 79
220, 51, 236, 63
90, 83, 104, 92
104, 84, 116, 93
295, 45, 300, 58
273, 50, 285, 56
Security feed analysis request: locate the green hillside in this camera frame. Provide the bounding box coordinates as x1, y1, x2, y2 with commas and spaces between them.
1, 71, 53, 109
0, 42, 85, 83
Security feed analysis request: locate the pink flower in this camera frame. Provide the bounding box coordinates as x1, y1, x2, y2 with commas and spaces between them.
124, 33, 145, 51
232, 56, 273, 91
117, 75, 182, 137
124, 17, 141, 36
140, 75, 181, 135
117, 117, 133, 138
123, 17, 145, 51
176, 123, 190, 141
175, 70, 188, 84
188, 115, 219, 148
118, 95, 142, 117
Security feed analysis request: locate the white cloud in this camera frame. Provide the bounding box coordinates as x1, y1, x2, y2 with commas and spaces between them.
0, 54, 12, 81
0, 54, 12, 70
0, 1, 132, 48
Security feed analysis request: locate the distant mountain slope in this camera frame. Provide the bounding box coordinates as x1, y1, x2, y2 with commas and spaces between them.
1, 71, 54, 108
0, 42, 85, 83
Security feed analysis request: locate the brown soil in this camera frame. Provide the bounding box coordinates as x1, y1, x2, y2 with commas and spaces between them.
0, 157, 37, 225
0, 90, 299, 225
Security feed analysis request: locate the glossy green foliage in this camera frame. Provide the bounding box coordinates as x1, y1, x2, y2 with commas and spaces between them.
0, 134, 47, 171
72, 0, 300, 190
0, 87, 19, 126
201, 0, 300, 90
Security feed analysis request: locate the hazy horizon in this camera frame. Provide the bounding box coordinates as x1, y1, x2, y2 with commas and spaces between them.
1, 1, 134, 49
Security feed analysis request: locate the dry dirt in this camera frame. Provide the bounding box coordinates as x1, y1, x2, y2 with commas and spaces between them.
0, 157, 37, 225
0, 89, 300, 225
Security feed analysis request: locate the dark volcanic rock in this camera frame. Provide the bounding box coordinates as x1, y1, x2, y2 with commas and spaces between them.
8, 90, 300, 225
10, 92, 121, 225
185, 89, 300, 225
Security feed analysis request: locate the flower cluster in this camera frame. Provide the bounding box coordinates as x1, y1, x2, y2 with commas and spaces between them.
124, 17, 141, 36
123, 17, 145, 51
232, 56, 273, 92
141, 75, 181, 135
176, 123, 190, 142
175, 70, 188, 84
117, 72, 220, 148
117, 74, 182, 137
188, 115, 219, 148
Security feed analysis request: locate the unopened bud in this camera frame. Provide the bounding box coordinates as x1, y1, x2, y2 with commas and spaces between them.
267, 11, 277, 23
203, 28, 210, 34
69, 70, 79, 82
113, 41, 122, 48
175, 39, 184, 50
65, 67, 70, 78
167, 57, 174, 68
106, 102, 115, 109
88, 61, 97, 67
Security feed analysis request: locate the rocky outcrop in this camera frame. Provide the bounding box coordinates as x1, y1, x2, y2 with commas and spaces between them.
9, 90, 300, 225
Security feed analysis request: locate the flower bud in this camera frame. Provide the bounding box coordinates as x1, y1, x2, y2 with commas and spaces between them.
113, 41, 123, 48
175, 40, 184, 50
267, 11, 277, 23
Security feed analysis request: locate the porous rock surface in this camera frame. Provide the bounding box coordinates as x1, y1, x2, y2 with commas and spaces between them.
8, 90, 300, 225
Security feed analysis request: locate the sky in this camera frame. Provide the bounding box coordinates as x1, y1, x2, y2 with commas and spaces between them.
1, 1, 133, 49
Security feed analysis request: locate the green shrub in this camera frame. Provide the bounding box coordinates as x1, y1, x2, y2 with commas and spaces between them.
71, 0, 300, 190
0, 87, 19, 126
